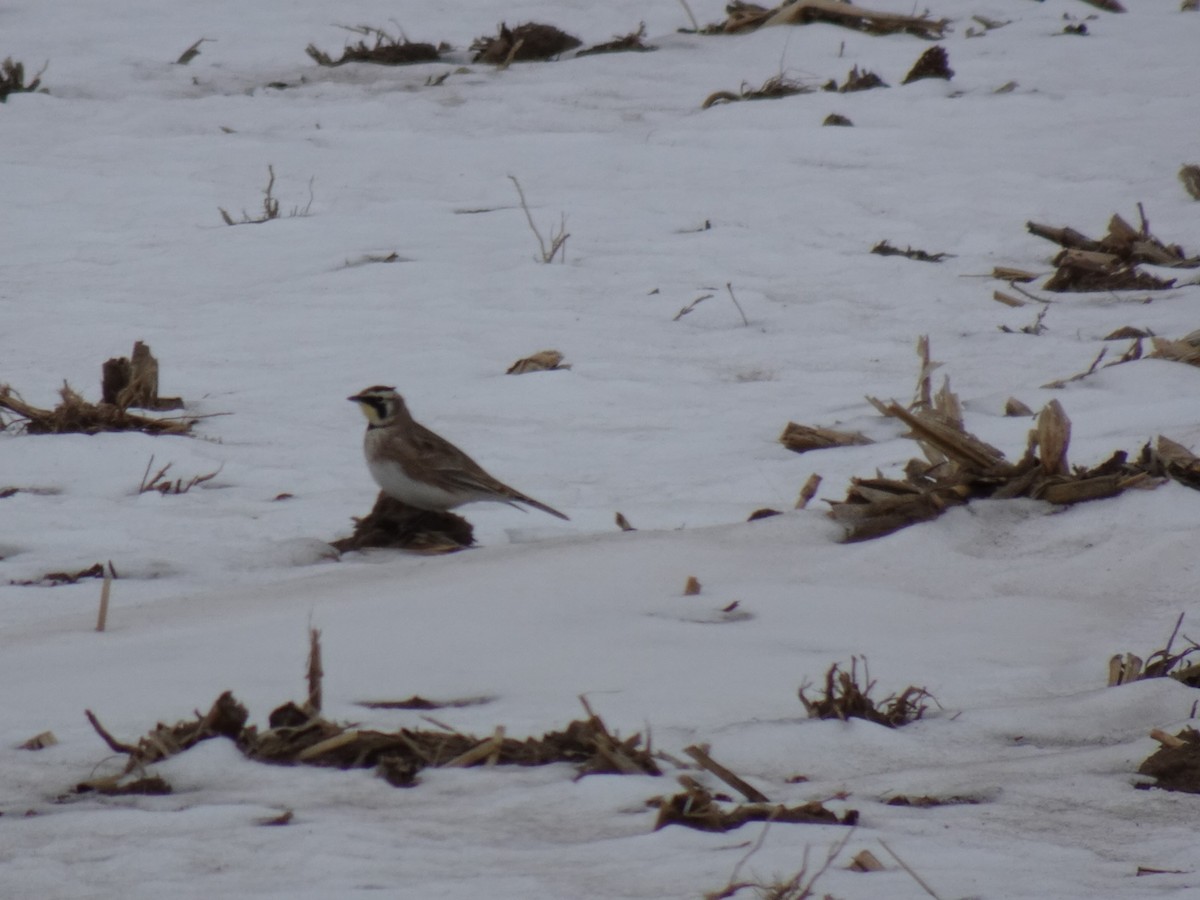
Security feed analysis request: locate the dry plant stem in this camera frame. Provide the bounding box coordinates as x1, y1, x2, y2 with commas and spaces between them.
913, 335, 937, 410
673, 294, 714, 320
683, 744, 769, 802
725, 282, 749, 326
85, 709, 136, 755
507, 175, 568, 262
219, 165, 311, 226
711, 822, 774, 898
677, 0, 700, 31
139, 455, 171, 494
796, 473, 822, 509
1158, 612, 1185, 662
443, 727, 506, 767
498, 38, 525, 70
96, 568, 112, 632
175, 38, 213, 65
878, 839, 944, 900
1150, 728, 1186, 749
711, 829, 853, 900
307, 627, 323, 714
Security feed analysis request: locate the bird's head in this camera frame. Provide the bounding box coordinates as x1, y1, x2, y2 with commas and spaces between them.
348, 385, 405, 428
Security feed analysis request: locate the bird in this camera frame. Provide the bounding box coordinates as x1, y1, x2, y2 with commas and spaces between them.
347, 385, 569, 520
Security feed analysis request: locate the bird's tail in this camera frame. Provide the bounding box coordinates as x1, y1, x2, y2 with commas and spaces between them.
514, 492, 570, 520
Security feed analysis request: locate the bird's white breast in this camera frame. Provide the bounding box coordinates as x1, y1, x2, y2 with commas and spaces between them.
363, 431, 464, 510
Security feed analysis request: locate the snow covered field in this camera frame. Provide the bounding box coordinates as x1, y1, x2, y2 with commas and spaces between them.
2, 1, 1199, 896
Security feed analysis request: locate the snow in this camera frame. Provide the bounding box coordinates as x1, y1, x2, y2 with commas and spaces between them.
3, 1, 1200, 897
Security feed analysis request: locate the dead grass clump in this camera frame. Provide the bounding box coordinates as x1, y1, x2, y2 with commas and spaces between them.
0, 383, 195, 436
306, 26, 440, 67
1045, 257, 1174, 292
901, 45, 953, 84
779, 423, 873, 454
577, 23, 657, 57
826, 65, 888, 93
704, 1, 947, 39
651, 777, 857, 832
871, 239, 950, 262
471, 23, 581, 64
1109, 613, 1200, 688
702, 74, 815, 109
332, 492, 476, 554
11, 562, 106, 587
799, 658, 933, 727
137, 455, 221, 495
0, 57, 45, 101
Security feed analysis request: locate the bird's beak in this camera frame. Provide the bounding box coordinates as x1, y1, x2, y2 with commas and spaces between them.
347, 395, 362, 403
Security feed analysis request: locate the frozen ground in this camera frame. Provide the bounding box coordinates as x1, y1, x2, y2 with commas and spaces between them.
2, 1, 1199, 897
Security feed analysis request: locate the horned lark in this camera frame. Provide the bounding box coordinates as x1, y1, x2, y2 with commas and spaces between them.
348, 386, 569, 520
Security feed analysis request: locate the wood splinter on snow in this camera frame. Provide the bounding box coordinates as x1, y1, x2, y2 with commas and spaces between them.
506, 349, 570, 374
95, 563, 113, 632
795, 473, 822, 509
683, 743, 769, 803
1150, 728, 1186, 750
306, 626, 323, 715
780, 422, 873, 454
848, 849, 887, 872
19, 731, 58, 751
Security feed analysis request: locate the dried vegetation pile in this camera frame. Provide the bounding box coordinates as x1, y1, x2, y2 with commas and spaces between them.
702, 74, 814, 108
577, 24, 656, 57
68, 634, 870, 836
471, 22, 581, 64
0, 342, 193, 436
0, 57, 43, 101
78, 691, 659, 796
799, 658, 934, 727
332, 493, 476, 554
1109, 614, 1200, 689
651, 778, 856, 831
813, 340, 1200, 542
0, 383, 193, 436
1027, 206, 1199, 293
306, 27, 441, 67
